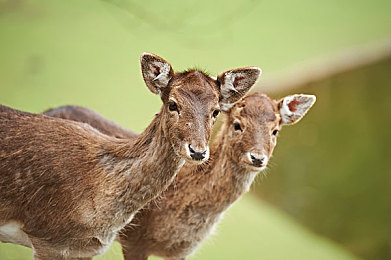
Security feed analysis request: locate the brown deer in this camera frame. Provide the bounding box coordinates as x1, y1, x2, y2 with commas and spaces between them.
0, 52, 261, 259
45, 92, 316, 260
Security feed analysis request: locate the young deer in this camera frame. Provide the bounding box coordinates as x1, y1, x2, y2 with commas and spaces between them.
0, 52, 261, 259
45, 92, 316, 260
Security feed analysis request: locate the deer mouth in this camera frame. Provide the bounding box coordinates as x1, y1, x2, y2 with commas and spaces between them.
245, 162, 267, 171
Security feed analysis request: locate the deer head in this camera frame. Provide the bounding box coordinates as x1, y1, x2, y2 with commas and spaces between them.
141, 53, 261, 164
224, 92, 316, 171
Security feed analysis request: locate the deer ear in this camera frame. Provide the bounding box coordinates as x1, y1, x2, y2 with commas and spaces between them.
279, 94, 316, 125
140, 52, 174, 95
217, 67, 262, 111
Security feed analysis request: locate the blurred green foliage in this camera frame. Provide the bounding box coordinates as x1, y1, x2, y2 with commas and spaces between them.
0, 0, 390, 259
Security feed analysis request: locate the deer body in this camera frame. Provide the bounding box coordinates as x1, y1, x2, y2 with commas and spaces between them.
0, 108, 173, 257
43, 105, 138, 139
45, 92, 316, 260
0, 52, 261, 259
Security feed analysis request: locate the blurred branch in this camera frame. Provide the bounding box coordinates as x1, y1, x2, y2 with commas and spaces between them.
0, 0, 24, 14
100, 0, 172, 31
100, 0, 262, 46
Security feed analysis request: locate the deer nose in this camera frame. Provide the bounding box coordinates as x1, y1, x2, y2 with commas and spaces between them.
250, 153, 267, 167
188, 144, 207, 161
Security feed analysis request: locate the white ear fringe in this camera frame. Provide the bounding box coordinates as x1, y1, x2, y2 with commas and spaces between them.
280, 94, 316, 125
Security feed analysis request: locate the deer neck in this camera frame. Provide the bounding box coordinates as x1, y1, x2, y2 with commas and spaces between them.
211, 123, 259, 202
175, 120, 259, 214
100, 111, 185, 223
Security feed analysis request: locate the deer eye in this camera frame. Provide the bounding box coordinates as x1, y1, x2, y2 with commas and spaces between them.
233, 122, 242, 131
168, 101, 178, 112
272, 129, 279, 136
212, 109, 220, 118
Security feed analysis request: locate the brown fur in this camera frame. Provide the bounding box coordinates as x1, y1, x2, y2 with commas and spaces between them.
0, 52, 261, 259
45, 92, 316, 260
43, 106, 138, 139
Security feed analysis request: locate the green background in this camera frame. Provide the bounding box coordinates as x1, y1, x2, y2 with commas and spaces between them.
1, 0, 390, 259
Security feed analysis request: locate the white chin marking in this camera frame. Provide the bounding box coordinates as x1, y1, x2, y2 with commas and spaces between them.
258, 165, 267, 171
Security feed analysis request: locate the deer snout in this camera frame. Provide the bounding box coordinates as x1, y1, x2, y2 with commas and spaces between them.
248, 153, 268, 168
188, 144, 209, 162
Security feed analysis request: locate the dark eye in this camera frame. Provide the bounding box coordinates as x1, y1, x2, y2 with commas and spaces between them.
168, 101, 178, 112
272, 129, 279, 136
212, 109, 220, 118
233, 123, 242, 131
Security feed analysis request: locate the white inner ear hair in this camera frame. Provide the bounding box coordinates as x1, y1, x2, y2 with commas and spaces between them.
152, 62, 171, 86
222, 72, 240, 94
281, 96, 295, 116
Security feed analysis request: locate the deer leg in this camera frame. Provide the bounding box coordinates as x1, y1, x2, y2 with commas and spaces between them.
32, 247, 65, 260
123, 254, 147, 260
33, 246, 92, 260
119, 235, 147, 260
122, 250, 148, 260
30, 237, 65, 260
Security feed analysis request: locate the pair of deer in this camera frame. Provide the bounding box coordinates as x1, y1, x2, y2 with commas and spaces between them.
0, 53, 315, 260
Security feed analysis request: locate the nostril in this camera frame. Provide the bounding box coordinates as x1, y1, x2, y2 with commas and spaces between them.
188, 144, 195, 154
191, 152, 205, 161
250, 154, 263, 161
250, 153, 266, 167
189, 144, 207, 161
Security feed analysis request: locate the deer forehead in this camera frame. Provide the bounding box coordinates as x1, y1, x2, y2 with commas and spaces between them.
170, 70, 218, 96
232, 101, 278, 124
169, 84, 220, 111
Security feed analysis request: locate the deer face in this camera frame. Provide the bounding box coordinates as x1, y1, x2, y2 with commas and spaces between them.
226, 92, 316, 171
160, 71, 220, 163
141, 53, 261, 164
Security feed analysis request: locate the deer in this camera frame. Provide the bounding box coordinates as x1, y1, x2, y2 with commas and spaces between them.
44, 91, 316, 260
0, 52, 262, 259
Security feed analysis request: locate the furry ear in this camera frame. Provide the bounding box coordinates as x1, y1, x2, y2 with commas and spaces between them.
217, 67, 262, 111
140, 52, 174, 95
279, 94, 316, 125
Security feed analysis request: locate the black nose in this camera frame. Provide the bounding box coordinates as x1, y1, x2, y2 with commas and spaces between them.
250, 153, 265, 167
189, 144, 207, 161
